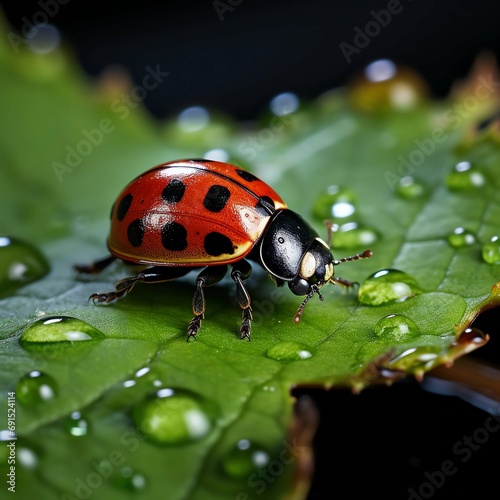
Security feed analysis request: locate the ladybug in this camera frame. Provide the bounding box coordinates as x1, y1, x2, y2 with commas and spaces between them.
76, 159, 372, 341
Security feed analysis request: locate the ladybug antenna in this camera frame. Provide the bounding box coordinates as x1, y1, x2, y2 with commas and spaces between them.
294, 285, 324, 324
333, 249, 373, 266
324, 220, 339, 248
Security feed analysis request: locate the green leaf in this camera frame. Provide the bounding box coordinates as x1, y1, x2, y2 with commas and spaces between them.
1, 19, 499, 500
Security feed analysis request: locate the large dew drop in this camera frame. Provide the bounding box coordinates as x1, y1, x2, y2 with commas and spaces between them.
374, 314, 420, 341
20, 316, 105, 346
358, 269, 422, 306
132, 388, 217, 445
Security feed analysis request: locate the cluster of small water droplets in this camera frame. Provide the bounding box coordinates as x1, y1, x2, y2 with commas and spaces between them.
20, 316, 105, 346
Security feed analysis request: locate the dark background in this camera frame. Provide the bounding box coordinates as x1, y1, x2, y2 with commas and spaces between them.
2, 1, 500, 498
2, 0, 500, 120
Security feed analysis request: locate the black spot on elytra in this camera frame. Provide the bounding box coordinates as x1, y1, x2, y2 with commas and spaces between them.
162, 179, 186, 203
203, 185, 230, 213
255, 196, 275, 215
117, 194, 133, 221
204, 232, 234, 256
162, 221, 188, 251
236, 169, 258, 182
127, 219, 145, 247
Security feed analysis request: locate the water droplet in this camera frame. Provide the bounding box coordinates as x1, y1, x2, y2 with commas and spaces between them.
358, 269, 422, 306
446, 161, 486, 190
349, 60, 428, 112
330, 222, 378, 249
388, 346, 441, 373
262, 385, 276, 392
221, 439, 271, 479
27, 23, 60, 54
374, 314, 420, 341
312, 186, 357, 221
269, 92, 299, 116
64, 411, 90, 437
178, 106, 210, 132
17, 447, 38, 470
0, 236, 49, 295
482, 236, 500, 264
16, 371, 57, 405
266, 341, 314, 361
0, 429, 13, 441
135, 367, 151, 378
365, 59, 397, 82
132, 388, 216, 445
456, 327, 488, 345
447, 227, 476, 248
20, 316, 105, 346
203, 148, 229, 162
115, 467, 147, 491
395, 176, 427, 199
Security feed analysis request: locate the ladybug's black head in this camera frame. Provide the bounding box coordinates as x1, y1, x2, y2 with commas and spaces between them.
257, 208, 372, 323
288, 239, 334, 296
289, 239, 373, 324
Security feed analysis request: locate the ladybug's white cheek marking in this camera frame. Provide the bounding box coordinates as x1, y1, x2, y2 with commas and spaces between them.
325, 263, 334, 282
299, 252, 316, 279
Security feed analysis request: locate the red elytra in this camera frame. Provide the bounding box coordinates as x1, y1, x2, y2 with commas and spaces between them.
108, 159, 287, 266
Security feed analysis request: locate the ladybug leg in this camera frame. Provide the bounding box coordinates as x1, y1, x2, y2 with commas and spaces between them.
75, 255, 117, 275
90, 266, 191, 304
230, 259, 253, 341
188, 265, 228, 342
